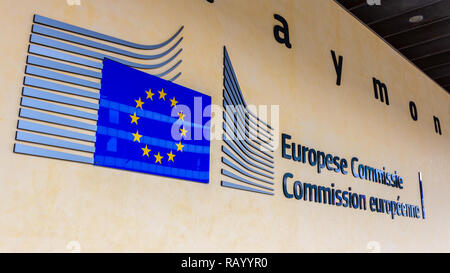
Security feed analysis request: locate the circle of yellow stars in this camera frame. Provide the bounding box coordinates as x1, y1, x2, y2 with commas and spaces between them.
130, 88, 187, 164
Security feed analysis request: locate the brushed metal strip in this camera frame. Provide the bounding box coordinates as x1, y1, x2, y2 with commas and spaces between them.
246, 108, 273, 130
223, 87, 255, 137
155, 60, 182, 78
24, 77, 100, 99
223, 105, 274, 154
223, 129, 274, 170
223, 70, 257, 130
418, 172, 426, 219
30, 35, 183, 70
19, 108, 97, 131
29, 44, 103, 69
32, 24, 183, 60
33, 14, 184, 50
21, 97, 98, 121
224, 111, 274, 161
223, 56, 247, 108
222, 157, 273, 185
224, 71, 274, 140
224, 48, 273, 130
221, 169, 274, 191
27, 55, 102, 79
222, 145, 274, 179
14, 143, 93, 164
223, 117, 274, 165
223, 81, 273, 141
224, 63, 274, 136
223, 92, 254, 139
223, 87, 274, 149
16, 130, 95, 153
23, 87, 99, 110
221, 180, 274, 196
168, 72, 181, 82
25, 65, 101, 89
223, 111, 264, 154
17, 120, 95, 142
223, 134, 274, 170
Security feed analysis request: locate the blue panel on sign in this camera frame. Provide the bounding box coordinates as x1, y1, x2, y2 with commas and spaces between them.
94, 59, 211, 183
109, 110, 119, 124
107, 137, 117, 152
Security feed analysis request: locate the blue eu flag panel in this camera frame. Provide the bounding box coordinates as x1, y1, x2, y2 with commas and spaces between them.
94, 59, 211, 183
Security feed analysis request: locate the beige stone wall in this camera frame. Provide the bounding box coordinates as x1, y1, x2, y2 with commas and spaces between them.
0, 0, 448, 252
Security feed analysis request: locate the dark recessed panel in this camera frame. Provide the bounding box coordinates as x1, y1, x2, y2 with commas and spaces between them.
339, 0, 366, 10
336, 0, 450, 93
386, 17, 450, 49
402, 35, 450, 60
370, 1, 450, 37
413, 50, 450, 69
350, 0, 437, 25
435, 74, 450, 85
424, 62, 450, 79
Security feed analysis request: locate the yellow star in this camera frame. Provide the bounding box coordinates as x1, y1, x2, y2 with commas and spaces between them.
142, 145, 151, 157
167, 150, 175, 162
180, 127, 188, 138
132, 130, 142, 143
176, 141, 184, 152
158, 89, 167, 100
170, 97, 178, 107
145, 89, 155, 100
130, 112, 140, 125
178, 111, 185, 121
154, 152, 163, 164
135, 97, 144, 109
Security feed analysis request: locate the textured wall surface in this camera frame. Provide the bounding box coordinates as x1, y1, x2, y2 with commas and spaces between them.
0, 0, 449, 252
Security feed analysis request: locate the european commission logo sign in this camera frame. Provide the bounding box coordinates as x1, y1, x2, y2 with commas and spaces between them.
220, 47, 277, 195
14, 15, 211, 183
